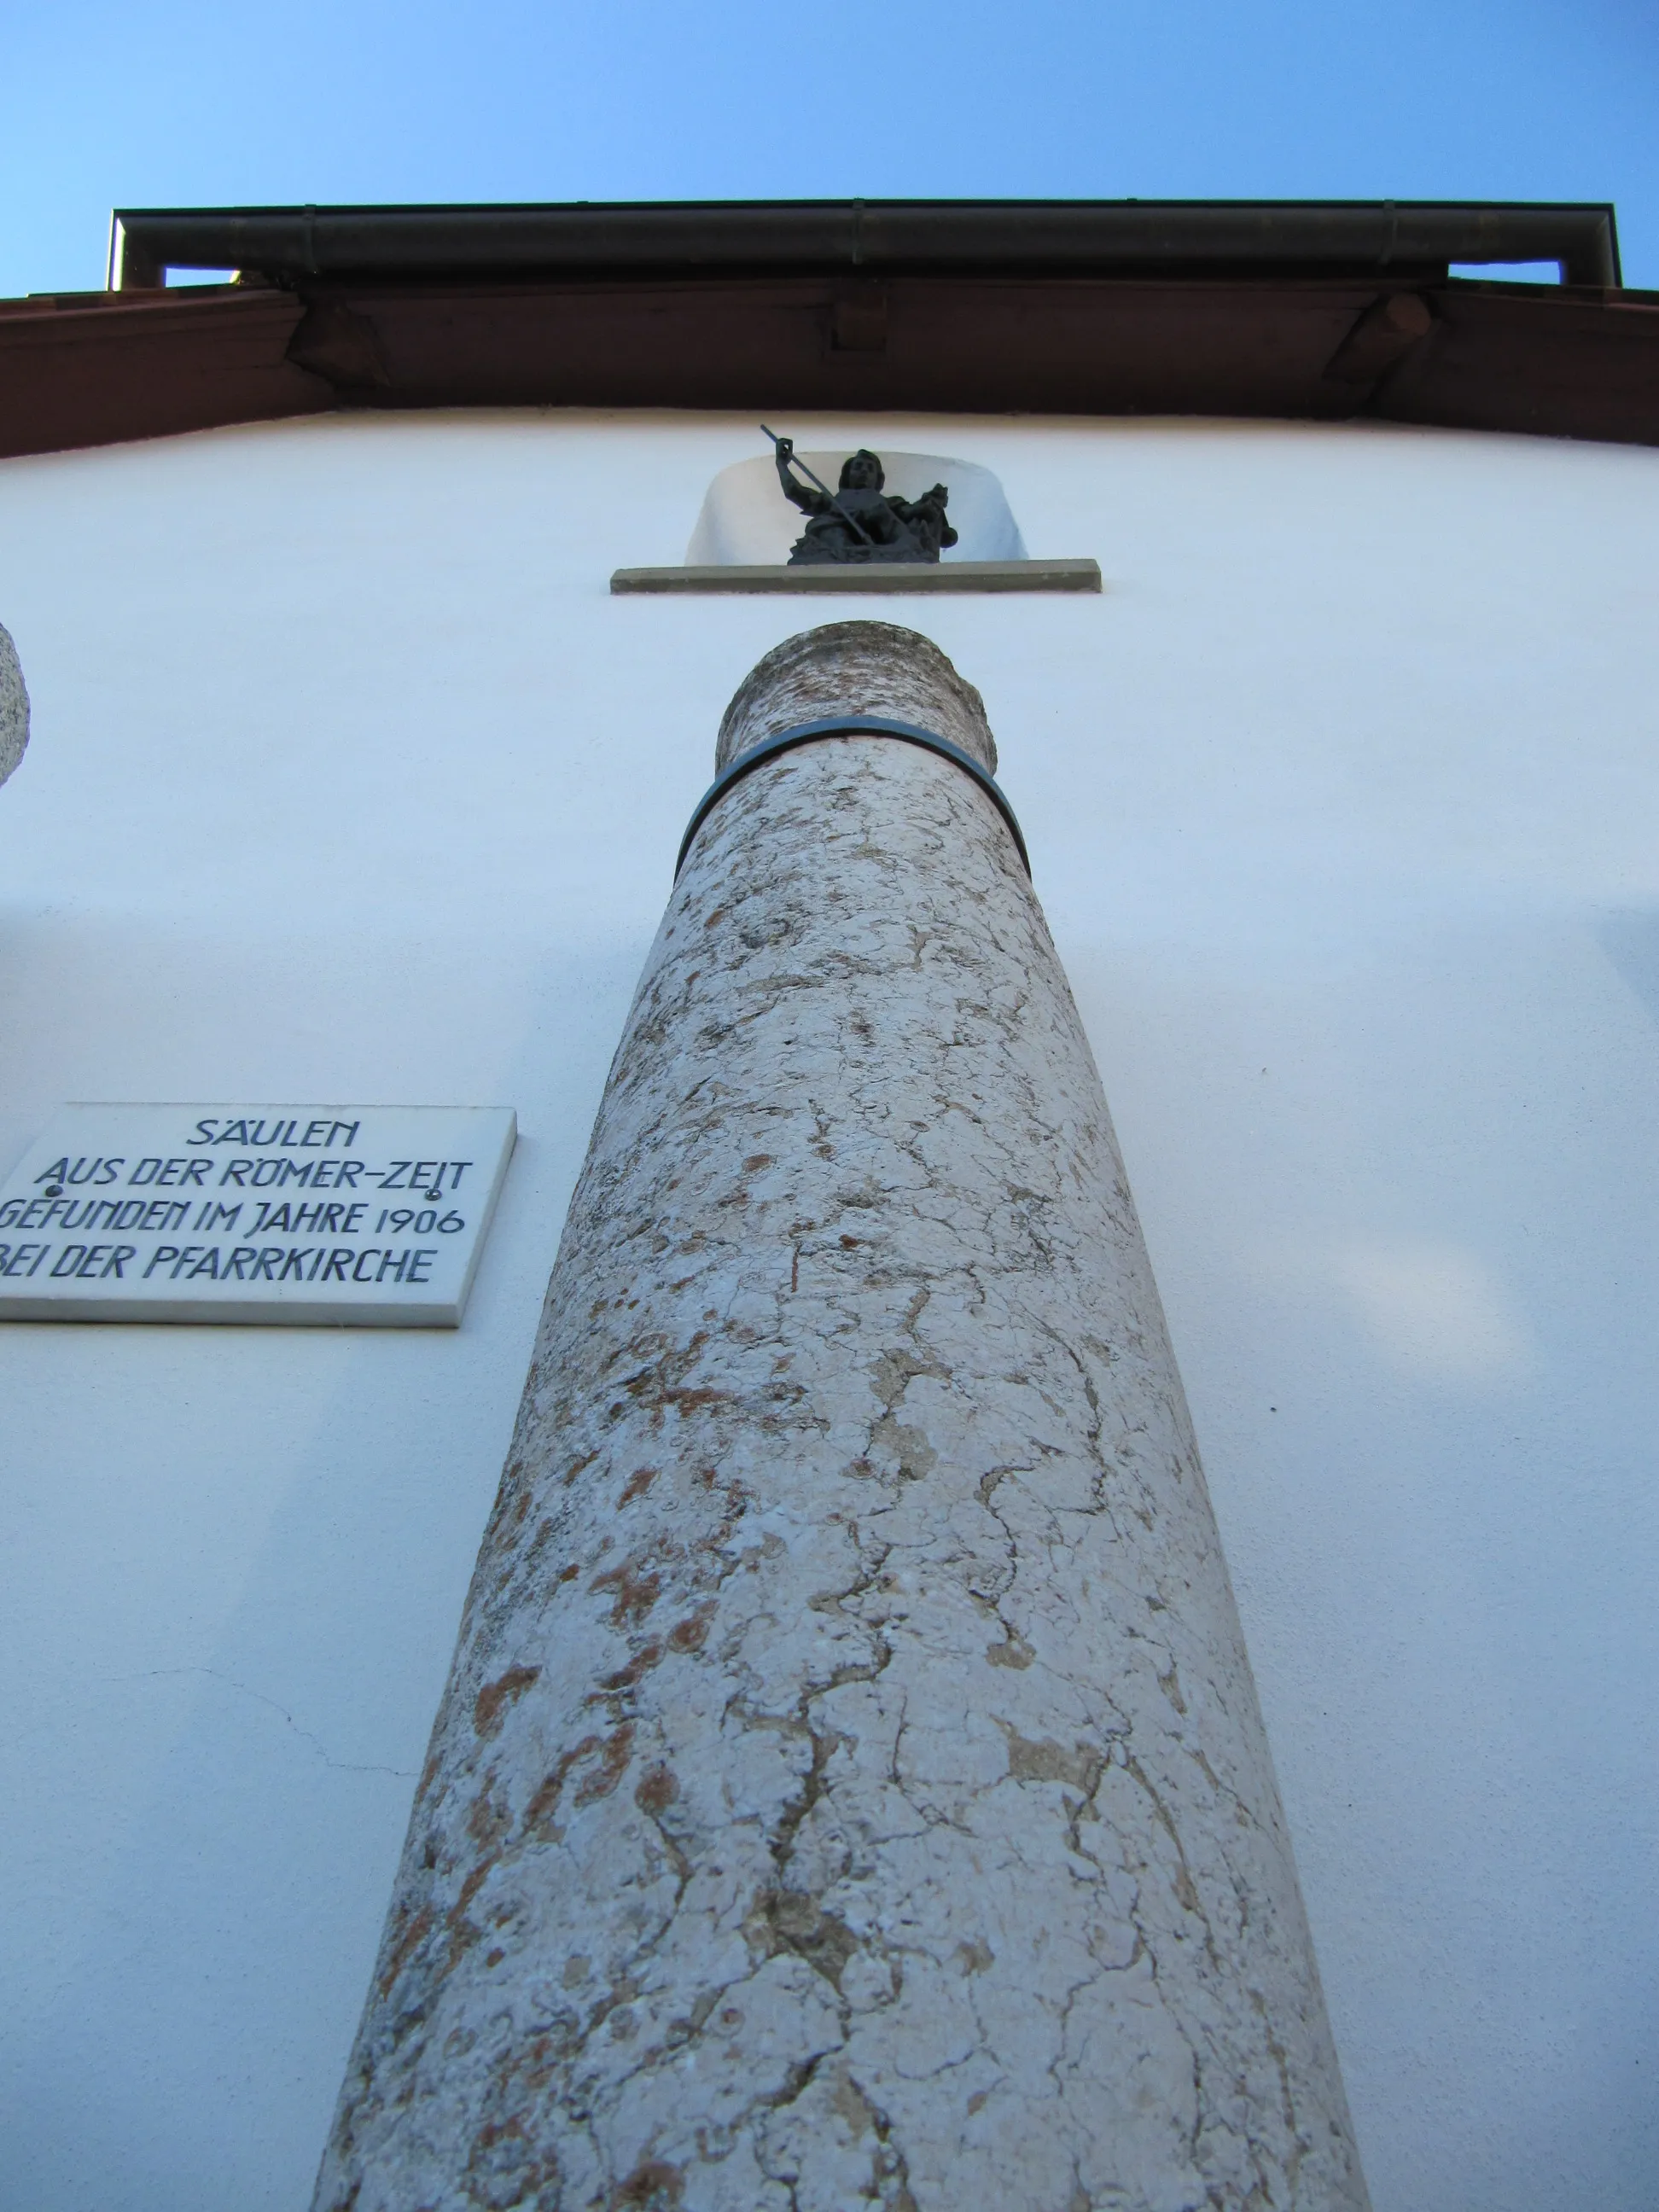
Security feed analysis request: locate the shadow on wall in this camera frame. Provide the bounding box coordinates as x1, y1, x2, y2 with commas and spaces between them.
0, 623, 26, 789
1598, 910, 1659, 1030
686, 451, 1029, 566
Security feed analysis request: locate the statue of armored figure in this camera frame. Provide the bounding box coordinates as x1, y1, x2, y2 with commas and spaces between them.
774, 439, 957, 565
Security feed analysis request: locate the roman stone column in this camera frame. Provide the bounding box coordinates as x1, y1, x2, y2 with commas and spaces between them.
316, 621, 1368, 2212
0, 622, 27, 793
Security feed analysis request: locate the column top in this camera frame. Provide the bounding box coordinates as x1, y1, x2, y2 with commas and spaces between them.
715, 621, 997, 776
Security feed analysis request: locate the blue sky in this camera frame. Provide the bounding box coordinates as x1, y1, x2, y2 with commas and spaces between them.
2, 0, 1656, 296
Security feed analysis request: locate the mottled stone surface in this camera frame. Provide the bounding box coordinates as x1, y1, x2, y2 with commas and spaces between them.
715, 621, 996, 774
316, 625, 1368, 2212
0, 623, 27, 790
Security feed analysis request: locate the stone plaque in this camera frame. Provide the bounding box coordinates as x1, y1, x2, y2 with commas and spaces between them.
0, 1104, 516, 1326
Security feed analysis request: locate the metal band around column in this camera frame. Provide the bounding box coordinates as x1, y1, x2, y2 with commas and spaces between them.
675, 713, 1032, 879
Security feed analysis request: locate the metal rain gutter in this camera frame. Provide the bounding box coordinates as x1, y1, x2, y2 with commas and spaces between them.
108, 197, 1624, 292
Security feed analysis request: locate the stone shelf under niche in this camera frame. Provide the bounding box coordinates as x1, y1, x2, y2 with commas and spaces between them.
610, 559, 1102, 595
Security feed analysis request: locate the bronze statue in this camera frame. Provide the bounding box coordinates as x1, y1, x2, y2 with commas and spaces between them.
766, 434, 956, 565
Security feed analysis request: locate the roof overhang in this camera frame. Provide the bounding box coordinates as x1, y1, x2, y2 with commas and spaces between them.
3, 198, 1654, 461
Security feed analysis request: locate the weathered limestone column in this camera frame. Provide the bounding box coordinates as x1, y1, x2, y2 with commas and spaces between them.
316, 622, 1368, 2211
0, 622, 27, 793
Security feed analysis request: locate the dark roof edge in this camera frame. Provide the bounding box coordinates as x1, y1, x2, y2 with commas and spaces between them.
108, 198, 1624, 291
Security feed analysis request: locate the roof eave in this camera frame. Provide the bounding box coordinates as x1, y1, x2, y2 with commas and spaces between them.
107, 197, 1623, 292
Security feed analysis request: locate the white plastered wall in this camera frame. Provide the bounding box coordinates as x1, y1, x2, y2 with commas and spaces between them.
0, 407, 1656, 2212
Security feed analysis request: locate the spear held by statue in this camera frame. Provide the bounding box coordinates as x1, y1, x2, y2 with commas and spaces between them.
760, 425, 876, 546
